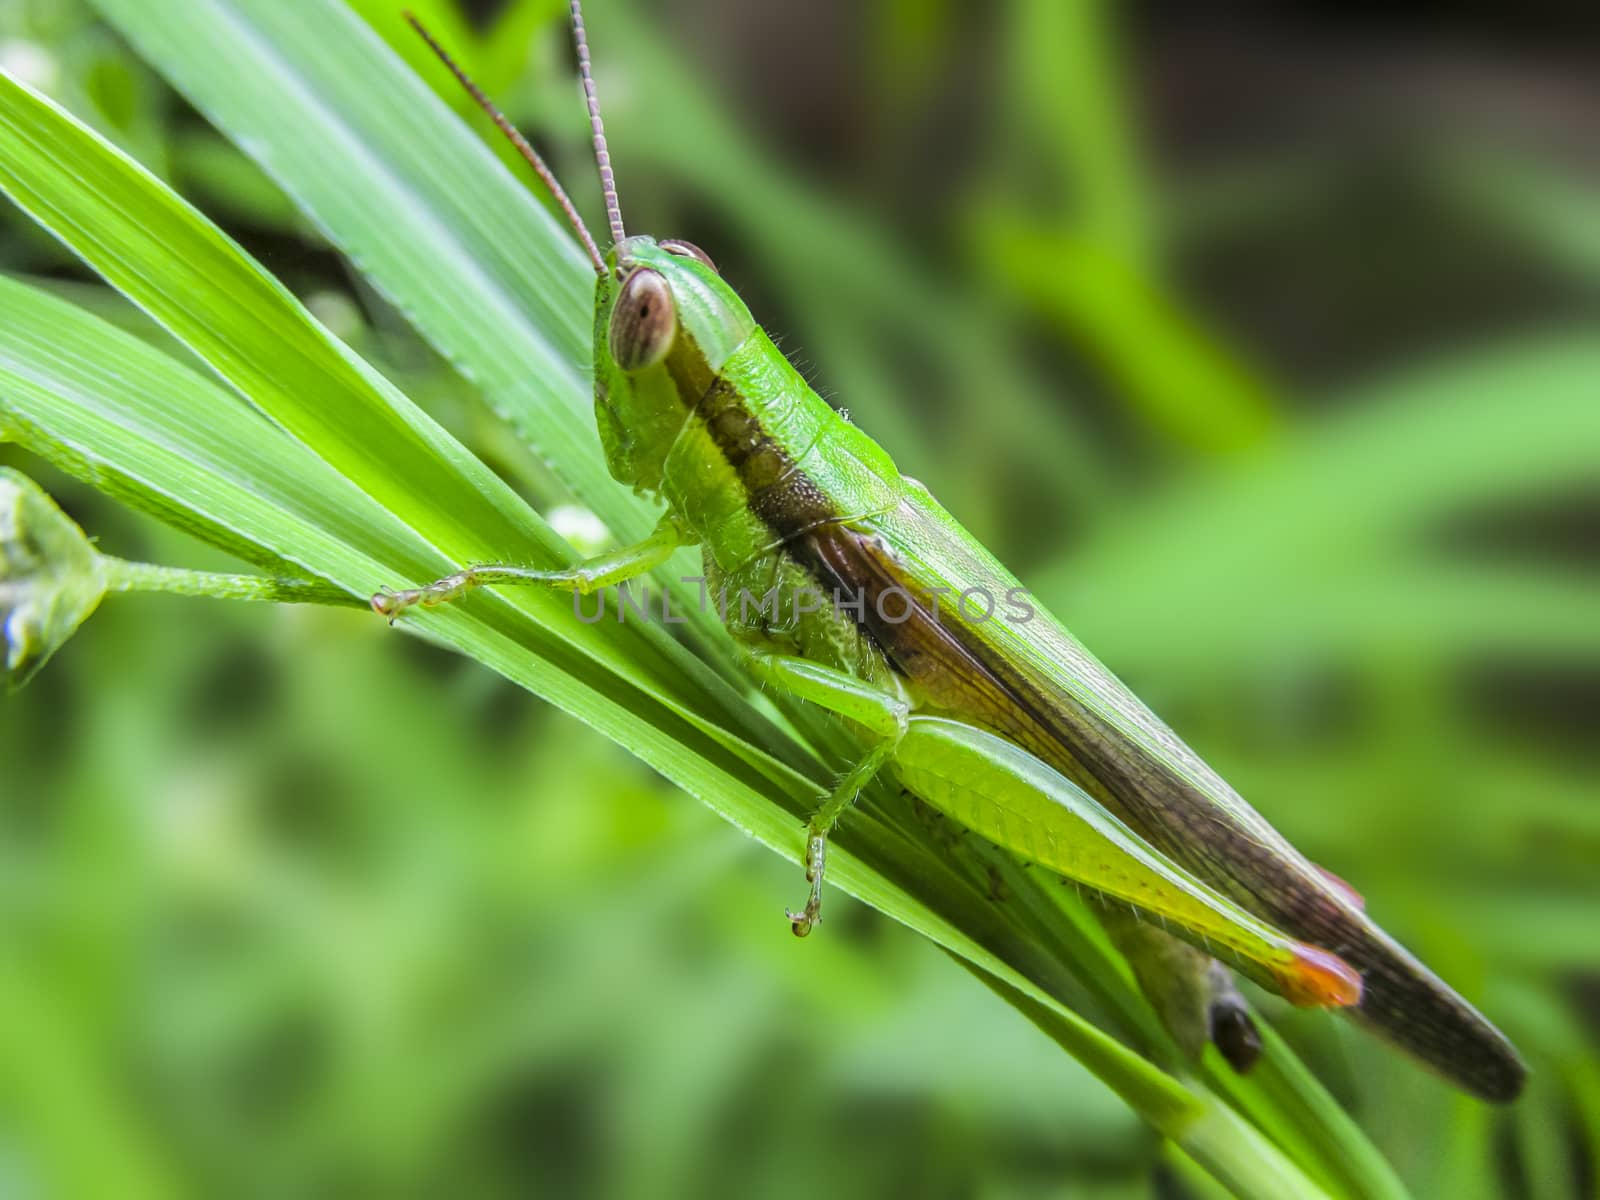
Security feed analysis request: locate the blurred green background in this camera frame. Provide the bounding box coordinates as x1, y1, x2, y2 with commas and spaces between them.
1, 0, 1595, 1196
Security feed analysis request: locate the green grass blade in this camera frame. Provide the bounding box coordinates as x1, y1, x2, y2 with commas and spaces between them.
0, 63, 781, 763
1039, 333, 1600, 676
89, 0, 599, 486
0, 274, 797, 813
0, 32, 1406, 1195
90, 0, 741, 666
0, 210, 1329, 1200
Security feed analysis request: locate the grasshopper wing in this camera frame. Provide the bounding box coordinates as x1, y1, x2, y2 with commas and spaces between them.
795, 485, 1524, 1102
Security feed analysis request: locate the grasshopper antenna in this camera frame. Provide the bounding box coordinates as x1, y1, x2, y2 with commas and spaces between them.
403, 11, 607, 276
569, 0, 626, 249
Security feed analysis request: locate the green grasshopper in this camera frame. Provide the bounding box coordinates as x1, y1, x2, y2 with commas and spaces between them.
380, 3, 1524, 1102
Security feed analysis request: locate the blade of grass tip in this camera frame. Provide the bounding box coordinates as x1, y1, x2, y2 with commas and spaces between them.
1, 466, 109, 688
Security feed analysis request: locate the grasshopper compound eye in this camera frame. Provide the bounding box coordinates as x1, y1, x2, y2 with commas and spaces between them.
660, 239, 718, 274
609, 267, 676, 371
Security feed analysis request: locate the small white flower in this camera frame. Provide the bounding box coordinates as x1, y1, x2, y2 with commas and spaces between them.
547, 503, 611, 558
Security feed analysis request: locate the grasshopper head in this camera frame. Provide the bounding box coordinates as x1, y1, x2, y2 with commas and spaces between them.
402, 12, 755, 496
592, 235, 755, 492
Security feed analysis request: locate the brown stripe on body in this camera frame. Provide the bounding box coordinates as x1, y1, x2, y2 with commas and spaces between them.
663, 333, 839, 543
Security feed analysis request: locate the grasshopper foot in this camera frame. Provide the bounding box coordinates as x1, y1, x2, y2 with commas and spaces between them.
786, 830, 828, 936
370, 589, 410, 623
370, 569, 477, 623
1209, 994, 1264, 1073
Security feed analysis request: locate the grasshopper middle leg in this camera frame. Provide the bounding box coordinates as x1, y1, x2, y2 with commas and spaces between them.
744, 653, 909, 936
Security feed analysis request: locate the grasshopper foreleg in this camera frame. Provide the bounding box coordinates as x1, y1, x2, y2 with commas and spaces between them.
743, 653, 909, 936
372, 515, 684, 621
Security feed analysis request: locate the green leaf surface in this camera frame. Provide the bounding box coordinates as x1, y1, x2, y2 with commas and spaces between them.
90, 0, 741, 669
90, 0, 610, 534
0, 9, 1429, 1192
1040, 334, 1600, 674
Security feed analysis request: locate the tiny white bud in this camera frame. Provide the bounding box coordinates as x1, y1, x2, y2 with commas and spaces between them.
306, 290, 363, 340
0, 40, 59, 92
547, 504, 611, 558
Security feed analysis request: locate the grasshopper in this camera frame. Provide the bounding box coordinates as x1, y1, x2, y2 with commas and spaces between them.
379, 3, 1524, 1103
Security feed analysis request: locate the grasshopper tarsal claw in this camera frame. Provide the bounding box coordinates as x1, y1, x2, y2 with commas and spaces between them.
369, 570, 475, 620
787, 831, 828, 936
371, 586, 427, 621
369, 590, 401, 624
